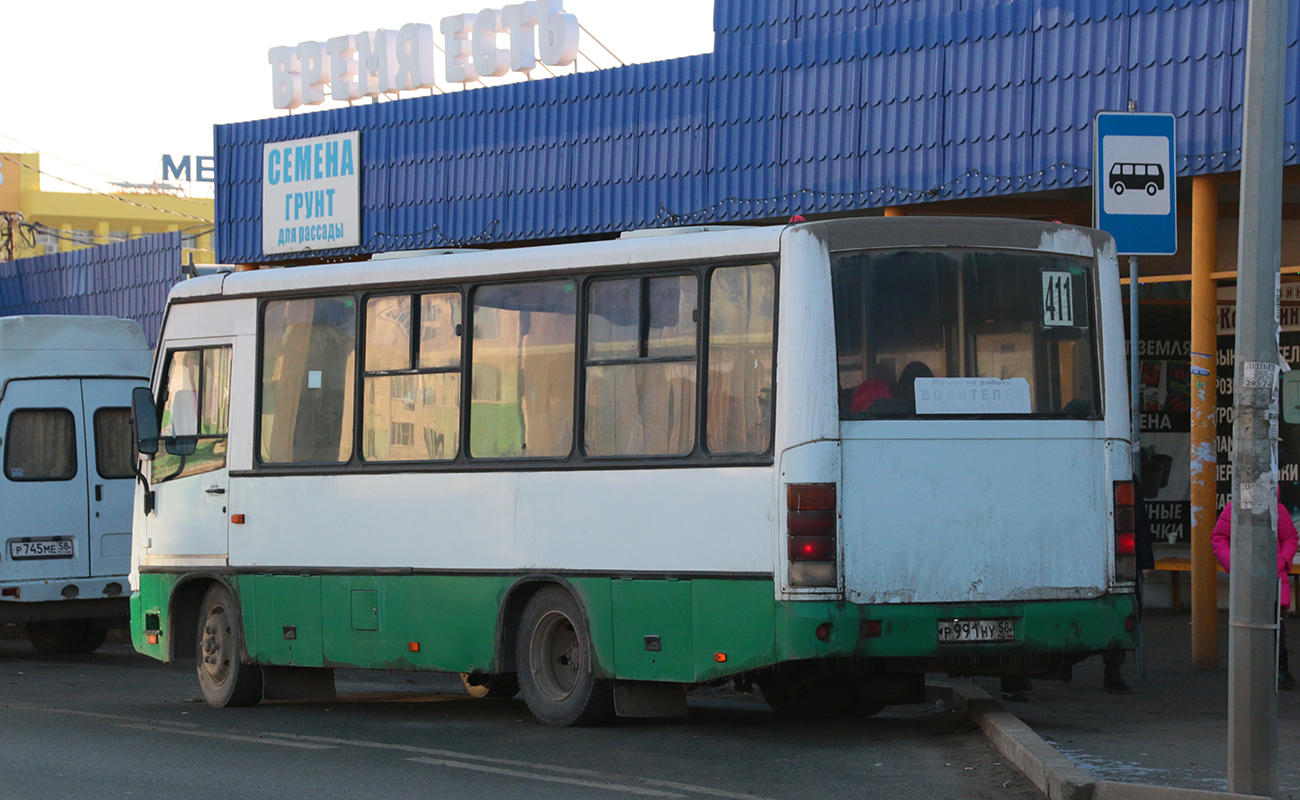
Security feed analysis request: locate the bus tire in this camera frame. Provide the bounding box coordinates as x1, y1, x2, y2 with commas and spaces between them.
461, 672, 520, 699
1112, 182, 1124, 195
759, 666, 879, 718
516, 587, 614, 727
26, 620, 92, 654
1146, 182, 1158, 196
197, 583, 262, 708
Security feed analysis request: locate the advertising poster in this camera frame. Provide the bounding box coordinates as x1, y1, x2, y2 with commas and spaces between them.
1133, 305, 1191, 543
1215, 284, 1300, 516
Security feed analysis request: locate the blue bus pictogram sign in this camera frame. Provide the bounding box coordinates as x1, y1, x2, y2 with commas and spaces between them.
1093, 112, 1178, 256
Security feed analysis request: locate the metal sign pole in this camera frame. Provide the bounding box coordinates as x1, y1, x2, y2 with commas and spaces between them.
1227, 0, 1286, 794
1130, 255, 1146, 682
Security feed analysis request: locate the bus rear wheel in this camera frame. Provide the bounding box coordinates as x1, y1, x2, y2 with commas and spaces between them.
758, 666, 884, 719
197, 583, 262, 708
26, 620, 102, 654
516, 587, 614, 727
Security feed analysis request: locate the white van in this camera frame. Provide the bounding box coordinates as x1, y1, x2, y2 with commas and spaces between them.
0, 316, 151, 653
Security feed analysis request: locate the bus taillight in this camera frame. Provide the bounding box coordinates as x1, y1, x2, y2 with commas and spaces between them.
1114, 480, 1137, 582
787, 483, 837, 587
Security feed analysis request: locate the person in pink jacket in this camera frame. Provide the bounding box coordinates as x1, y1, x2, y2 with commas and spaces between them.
1212, 501, 1300, 689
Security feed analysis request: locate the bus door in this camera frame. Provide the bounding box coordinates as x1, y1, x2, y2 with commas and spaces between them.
0, 378, 91, 582
81, 378, 146, 577
146, 344, 233, 560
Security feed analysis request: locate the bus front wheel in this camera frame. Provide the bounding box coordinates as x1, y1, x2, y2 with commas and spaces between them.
516, 587, 614, 727
196, 583, 262, 708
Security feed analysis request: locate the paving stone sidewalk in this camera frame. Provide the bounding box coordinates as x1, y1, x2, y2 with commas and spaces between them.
963, 611, 1300, 798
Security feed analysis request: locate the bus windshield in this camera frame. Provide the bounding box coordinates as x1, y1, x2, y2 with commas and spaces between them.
832, 248, 1100, 419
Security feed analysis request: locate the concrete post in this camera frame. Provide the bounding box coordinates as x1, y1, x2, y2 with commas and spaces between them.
1190, 174, 1219, 669
1228, 0, 1286, 793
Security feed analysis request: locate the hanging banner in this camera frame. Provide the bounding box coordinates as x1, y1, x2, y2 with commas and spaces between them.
262, 131, 361, 255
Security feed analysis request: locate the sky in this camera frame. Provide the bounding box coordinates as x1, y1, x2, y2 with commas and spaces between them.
0, 1, 715, 202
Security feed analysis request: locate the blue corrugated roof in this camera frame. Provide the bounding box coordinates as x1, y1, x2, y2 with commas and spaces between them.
216, 0, 1300, 262
0, 233, 181, 347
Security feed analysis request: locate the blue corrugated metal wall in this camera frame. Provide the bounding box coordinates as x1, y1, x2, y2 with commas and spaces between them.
217, 0, 1299, 263
0, 233, 181, 347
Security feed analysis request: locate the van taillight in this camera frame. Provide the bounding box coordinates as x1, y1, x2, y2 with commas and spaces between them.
1114, 480, 1137, 581
788, 483, 837, 587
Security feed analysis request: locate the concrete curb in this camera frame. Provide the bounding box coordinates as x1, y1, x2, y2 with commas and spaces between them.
936, 683, 1264, 800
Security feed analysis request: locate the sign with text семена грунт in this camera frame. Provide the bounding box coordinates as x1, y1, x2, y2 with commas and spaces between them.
1092, 111, 1178, 256
263, 132, 360, 255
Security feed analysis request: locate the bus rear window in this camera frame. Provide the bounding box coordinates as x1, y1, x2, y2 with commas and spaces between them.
832, 249, 1100, 419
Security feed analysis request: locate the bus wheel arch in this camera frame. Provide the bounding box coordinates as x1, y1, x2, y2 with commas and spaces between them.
167, 574, 246, 663
513, 583, 615, 727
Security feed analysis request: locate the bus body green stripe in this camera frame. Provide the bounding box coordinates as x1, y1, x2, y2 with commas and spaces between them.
133, 572, 1136, 683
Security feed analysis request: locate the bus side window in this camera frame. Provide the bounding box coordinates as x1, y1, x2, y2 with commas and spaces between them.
154, 347, 232, 483
706, 263, 776, 455
361, 292, 463, 462
260, 297, 356, 465
470, 280, 576, 459
585, 274, 698, 457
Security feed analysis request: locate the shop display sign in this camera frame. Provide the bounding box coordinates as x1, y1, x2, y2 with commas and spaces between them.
268, 1, 579, 110
262, 132, 360, 255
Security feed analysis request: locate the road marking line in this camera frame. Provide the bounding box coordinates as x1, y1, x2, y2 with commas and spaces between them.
642, 779, 782, 800
407, 757, 685, 797
259, 732, 606, 776
120, 723, 337, 749
261, 731, 783, 799
1, 704, 200, 729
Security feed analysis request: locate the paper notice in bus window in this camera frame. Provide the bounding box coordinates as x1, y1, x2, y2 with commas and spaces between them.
915, 378, 1032, 415
307, 370, 323, 389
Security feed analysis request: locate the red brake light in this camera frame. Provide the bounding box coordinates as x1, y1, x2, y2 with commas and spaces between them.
789, 535, 836, 561
1117, 532, 1136, 556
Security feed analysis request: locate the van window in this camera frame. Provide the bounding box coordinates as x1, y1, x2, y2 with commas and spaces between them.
154, 347, 232, 483
261, 296, 357, 464
94, 408, 135, 480
5, 409, 76, 481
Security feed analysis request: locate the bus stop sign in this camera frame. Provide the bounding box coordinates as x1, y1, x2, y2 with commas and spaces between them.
1093, 112, 1178, 256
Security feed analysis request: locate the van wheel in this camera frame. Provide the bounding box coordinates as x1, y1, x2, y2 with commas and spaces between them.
1112, 182, 1125, 195
460, 672, 520, 699
516, 587, 613, 727
197, 583, 262, 708
1146, 182, 1158, 196
26, 620, 91, 654
76, 626, 109, 654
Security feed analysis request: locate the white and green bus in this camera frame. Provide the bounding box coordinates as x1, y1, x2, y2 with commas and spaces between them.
129, 217, 1138, 726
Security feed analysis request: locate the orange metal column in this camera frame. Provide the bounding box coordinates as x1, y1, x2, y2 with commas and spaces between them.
1190, 174, 1220, 668
883, 206, 906, 217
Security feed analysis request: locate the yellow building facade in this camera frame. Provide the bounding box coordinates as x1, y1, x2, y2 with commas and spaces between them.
0, 152, 214, 264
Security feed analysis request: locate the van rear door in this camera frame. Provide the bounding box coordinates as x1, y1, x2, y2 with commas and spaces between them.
0, 378, 91, 582
81, 378, 146, 578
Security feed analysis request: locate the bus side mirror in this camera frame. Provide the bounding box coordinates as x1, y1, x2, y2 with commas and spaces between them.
164, 436, 198, 457
132, 387, 159, 456
1283, 371, 1300, 424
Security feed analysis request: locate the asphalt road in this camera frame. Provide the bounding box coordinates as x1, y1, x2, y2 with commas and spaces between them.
0, 629, 1037, 800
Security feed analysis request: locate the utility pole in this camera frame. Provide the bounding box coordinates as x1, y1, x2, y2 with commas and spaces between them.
1227, 0, 1286, 794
